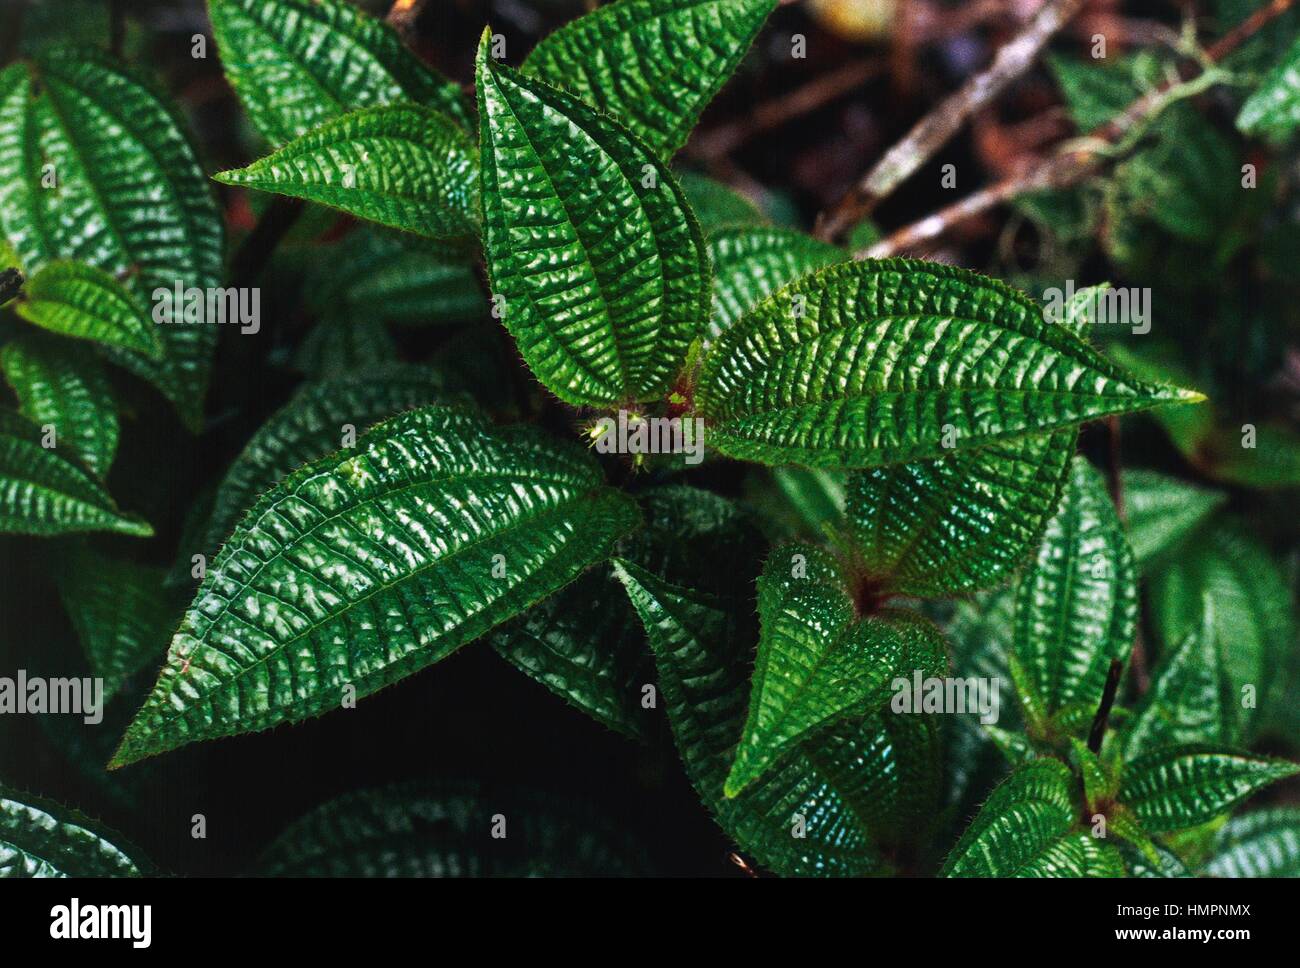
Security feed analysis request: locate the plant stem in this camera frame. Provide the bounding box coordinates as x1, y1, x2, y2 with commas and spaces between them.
859, 0, 1298, 257
1087, 658, 1124, 754
228, 197, 304, 289
816, 0, 1086, 242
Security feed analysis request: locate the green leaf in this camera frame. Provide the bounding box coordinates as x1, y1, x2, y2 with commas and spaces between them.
492, 485, 761, 740
0, 408, 150, 537
477, 37, 708, 406
695, 259, 1201, 469
1122, 469, 1226, 571
55, 547, 178, 704
1237, 33, 1300, 142
1013, 457, 1137, 721
306, 228, 481, 326
1048, 53, 1148, 131
1123, 596, 1239, 759
1205, 807, 1300, 877
615, 560, 925, 875
293, 314, 398, 380
258, 781, 648, 876
1149, 518, 1293, 735
111, 406, 639, 768
726, 545, 947, 796
0, 48, 224, 432
707, 227, 843, 338
215, 105, 478, 240
1072, 738, 1118, 810
1, 336, 118, 480
1121, 841, 1193, 877
942, 758, 1119, 877
677, 171, 766, 232
198, 365, 457, 564
207, 0, 472, 147
847, 430, 1075, 597
744, 466, 846, 541
1119, 746, 1299, 833
12, 261, 162, 359
1, 788, 145, 877
523, 0, 777, 157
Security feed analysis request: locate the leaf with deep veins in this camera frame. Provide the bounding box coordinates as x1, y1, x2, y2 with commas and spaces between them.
476, 33, 708, 406
523, 0, 777, 157
14, 261, 162, 360
1, 788, 147, 877
725, 544, 947, 796
215, 105, 479, 239
111, 406, 639, 768
1013, 457, 1137, 722
207, 0, 472, 145
695, 259, 1202, 468
0, 49, 223, 432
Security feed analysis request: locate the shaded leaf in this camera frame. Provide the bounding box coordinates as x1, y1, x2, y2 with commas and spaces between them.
1, 336, 117, 480
523, 0, 777, 157
0, 408, 150, 537
216, 105, 478, 240
258, 781, 648, 876
847, 431, 1075, 597
477, 38, 708, 405
1122, 469, 1226, 571
294, 314, 398, 380
55, 546, 179, 704
13, 261, 162, 359
726, 545, 947, 795
0, 48, 224, 431
677, 171, 766, 232
695, 260, 1200, 469
1119, 745, 1298, 833
707, 227, 842, 338
1237, 33, 1300, 142
1123, 596, 1239, 759
207, 0, 472, 146
615, 560, 913, 875
0, 788, 145, 876
1204, 807, 1300, 877
1149, 518, 1293, 736
111, 406, 640, 767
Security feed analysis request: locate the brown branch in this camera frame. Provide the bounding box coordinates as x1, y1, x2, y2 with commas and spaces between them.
386, 0, 429, 43
690, 60, 882, 161
0, 268, 24, 309
1087, 659, 1124, 754
816, 0, 1086, 242
862, 0, 1298, 258
228, 197, 304, 289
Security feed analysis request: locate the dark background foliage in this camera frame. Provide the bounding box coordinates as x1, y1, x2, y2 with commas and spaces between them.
1, 0, 1296, 876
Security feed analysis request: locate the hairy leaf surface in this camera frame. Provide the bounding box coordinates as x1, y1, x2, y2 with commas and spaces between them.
726, 545, 947, 795
1, 789, 145, 877
523, 0, 777, 157
1013, 457, 1137, 720
0, 48, 223, 431
207, 0, 472, 146
942, 758, 1119, 877
216, 105, 478, 239
477, 38, 708, 405
696, 260, 1199, 468
111, 406, 640, 767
